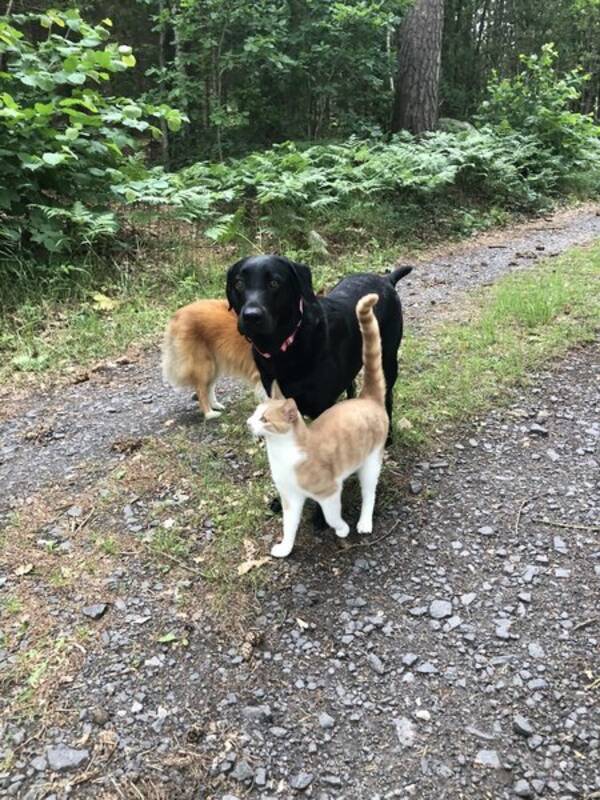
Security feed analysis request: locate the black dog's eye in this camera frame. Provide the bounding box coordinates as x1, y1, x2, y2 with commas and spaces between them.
234, 277, 244, 292
269, 279, 279, 290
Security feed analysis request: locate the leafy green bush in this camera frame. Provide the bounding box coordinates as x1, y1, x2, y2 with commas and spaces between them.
120, 113, 599, 246
119, 42, 600, 246
0, 8, 183, 256
478, 43, 600, 180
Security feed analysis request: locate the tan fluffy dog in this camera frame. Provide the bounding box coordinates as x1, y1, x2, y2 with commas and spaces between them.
162, 299, 263, 419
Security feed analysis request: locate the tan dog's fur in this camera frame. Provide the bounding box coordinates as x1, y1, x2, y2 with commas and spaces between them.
162, 299, 262, 419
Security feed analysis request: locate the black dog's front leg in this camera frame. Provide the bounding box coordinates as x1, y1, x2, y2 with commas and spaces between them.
311, 501, 327, 532
269, 496, 326, 535
269, 496, 282, 514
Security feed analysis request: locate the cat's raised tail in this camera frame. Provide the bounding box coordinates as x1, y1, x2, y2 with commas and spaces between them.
356, 293, 386, 406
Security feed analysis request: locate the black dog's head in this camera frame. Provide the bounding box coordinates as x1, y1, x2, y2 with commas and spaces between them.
226, 255, 315, 349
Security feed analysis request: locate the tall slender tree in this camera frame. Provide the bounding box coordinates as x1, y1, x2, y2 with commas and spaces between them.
391, 0, 445, 133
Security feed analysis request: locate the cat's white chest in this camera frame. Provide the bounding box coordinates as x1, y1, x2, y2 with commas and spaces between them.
265, 435, 305, 493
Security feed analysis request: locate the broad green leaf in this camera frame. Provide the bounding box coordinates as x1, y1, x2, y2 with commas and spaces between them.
42, 152, 68, 166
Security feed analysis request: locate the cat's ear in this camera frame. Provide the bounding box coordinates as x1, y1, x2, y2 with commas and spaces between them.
282, 399, 298, 423
270, 380, 285, 400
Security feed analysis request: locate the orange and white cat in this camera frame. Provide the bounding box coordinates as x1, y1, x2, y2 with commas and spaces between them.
162, 299, 264, 419
248, 293, 389, 557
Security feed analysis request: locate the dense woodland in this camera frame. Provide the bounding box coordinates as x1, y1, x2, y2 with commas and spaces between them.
1, 1, 599, 269
10, 0, 600, 161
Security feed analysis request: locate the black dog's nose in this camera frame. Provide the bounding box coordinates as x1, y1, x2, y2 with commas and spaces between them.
242, 306, 264, 324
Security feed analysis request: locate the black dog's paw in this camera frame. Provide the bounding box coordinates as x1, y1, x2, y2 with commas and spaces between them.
269, 496, 282, 514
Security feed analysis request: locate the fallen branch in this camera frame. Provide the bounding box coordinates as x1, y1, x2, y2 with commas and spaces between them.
156, 550, 208, 577
515, 495, 538, 538
532, 517, 600, 532
341, 518, 401, 551
74, 506, 96, 533
573, 617, 599, 633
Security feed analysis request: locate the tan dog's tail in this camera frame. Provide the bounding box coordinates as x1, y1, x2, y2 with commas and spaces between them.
356, 293, 386, 406
161, 325, 207, 390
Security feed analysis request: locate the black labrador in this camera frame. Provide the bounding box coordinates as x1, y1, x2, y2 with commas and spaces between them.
226, 254, 412, 426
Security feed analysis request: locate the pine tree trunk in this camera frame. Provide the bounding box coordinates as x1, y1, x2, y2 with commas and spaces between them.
391, 0, 445, 133
158, 0, 170, 168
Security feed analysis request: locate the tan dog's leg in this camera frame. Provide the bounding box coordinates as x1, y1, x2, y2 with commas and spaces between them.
195, 383, 220, 419
209, 383, 225, 411
191, 350, 220, 420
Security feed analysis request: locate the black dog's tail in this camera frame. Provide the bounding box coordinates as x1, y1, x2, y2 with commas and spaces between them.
388, 265, 413, 285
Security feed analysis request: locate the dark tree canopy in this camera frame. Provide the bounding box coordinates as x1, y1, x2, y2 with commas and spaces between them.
4, 0, 600, 164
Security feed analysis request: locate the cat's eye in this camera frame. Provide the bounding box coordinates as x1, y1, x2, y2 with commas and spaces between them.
260, 414, 267, 422
234, 277, 244, 291
269, 279, 279, 290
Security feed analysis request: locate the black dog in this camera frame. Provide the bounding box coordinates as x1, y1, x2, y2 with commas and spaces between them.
226, 254, 412, 427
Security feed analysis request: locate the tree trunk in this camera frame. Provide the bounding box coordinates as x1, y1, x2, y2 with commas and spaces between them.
158, 0, 170, 169
391, 0, 445, 133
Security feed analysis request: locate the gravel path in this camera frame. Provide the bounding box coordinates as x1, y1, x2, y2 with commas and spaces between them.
2, 342, 598, 799
1, 205, 600, 509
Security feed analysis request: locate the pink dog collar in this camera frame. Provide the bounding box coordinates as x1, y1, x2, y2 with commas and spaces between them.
252, 299, 304, 359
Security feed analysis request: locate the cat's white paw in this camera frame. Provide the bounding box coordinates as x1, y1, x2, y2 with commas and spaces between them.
211, 401, 226, 411
271, 541, 294, 558
357, 517, 373, 534
204, 409, 222, 420
335, 522, 350, 539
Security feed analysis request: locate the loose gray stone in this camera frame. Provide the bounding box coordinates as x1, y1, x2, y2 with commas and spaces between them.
402, 653, 419, 667
289, 771, 314, 790
367, 653, 385, 675
429, 600, 453, 619
528, 424, 548, 437
231, 760, 254, 782
496, 620, 514, 639
513, 714, 534, 737
416, 661, 437, 674
474, 749, 501, 769
514, 779, 534, 798
82, 603, 108, 620
477, 526, 495, 536
255, 767, 267, 787
242, 704, 272, 724
90, 706, 110, 725
30, 755, 47, 772
394, 716, 416, 747
46, 745, 89, 773
553, 535, 567, 553
465, 725, 495, 741
318, 712, 335, 729
66, 505, 83, 517
528, 642, 545, 659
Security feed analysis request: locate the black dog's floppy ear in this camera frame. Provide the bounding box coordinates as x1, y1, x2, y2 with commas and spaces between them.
226, 258, 245, 311
287, 259, 316, 303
